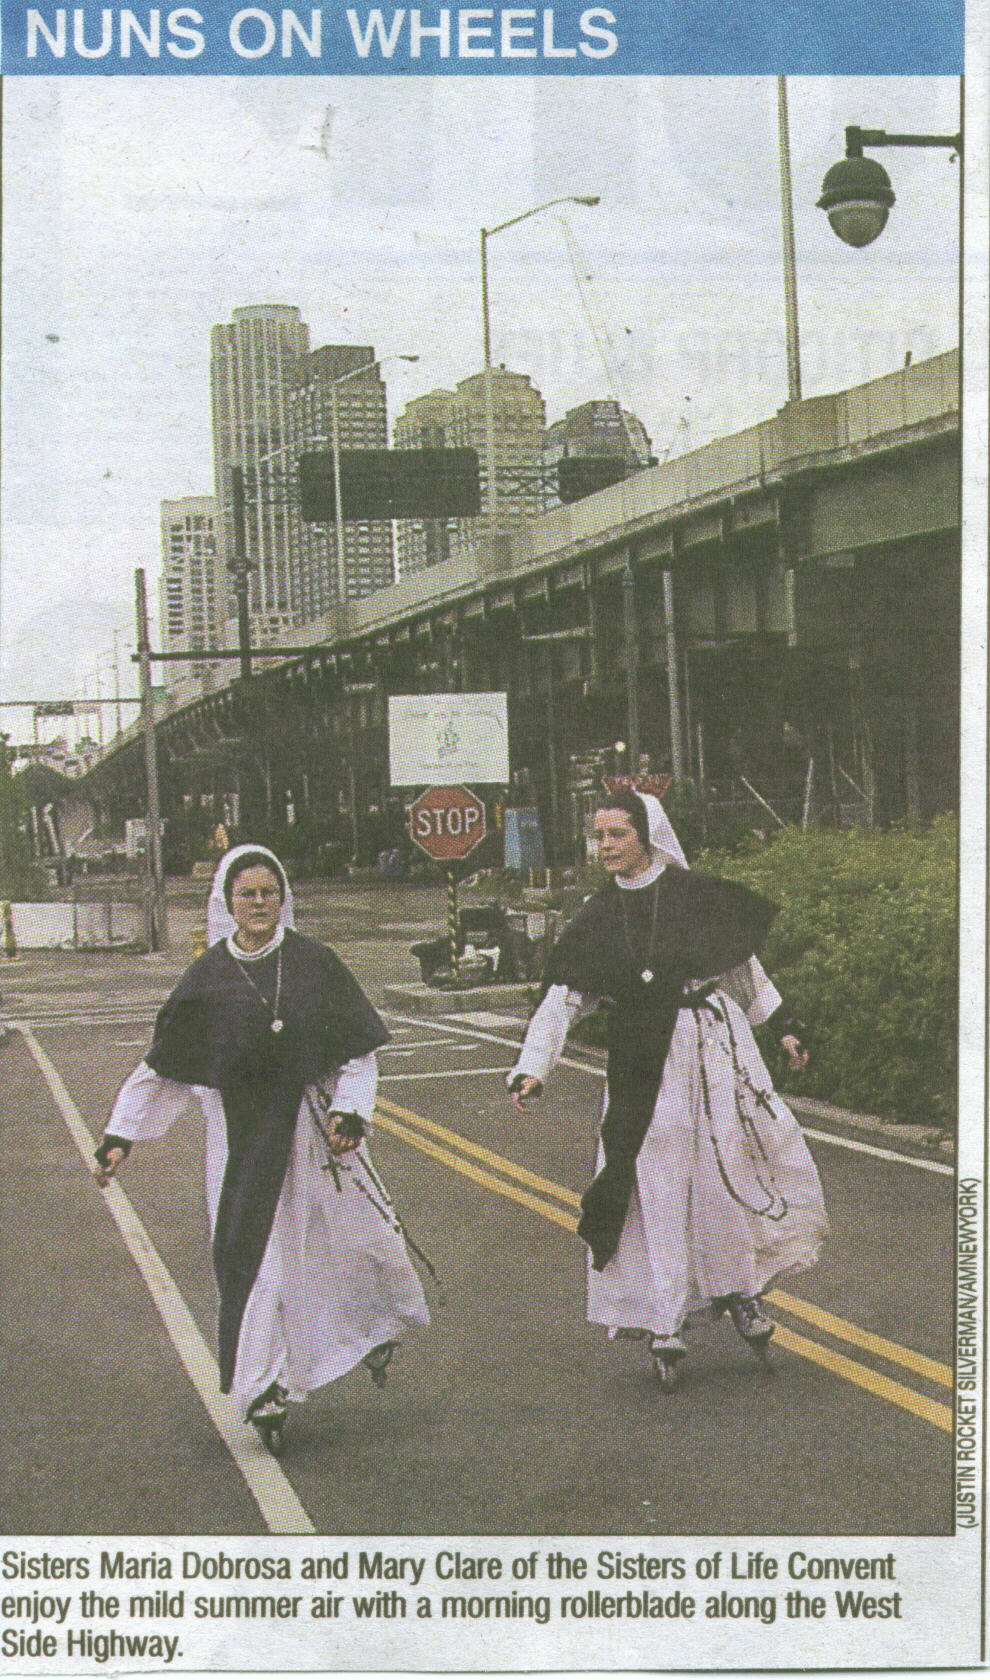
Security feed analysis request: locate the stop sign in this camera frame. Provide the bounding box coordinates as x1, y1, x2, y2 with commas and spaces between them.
408, 785, 487, 861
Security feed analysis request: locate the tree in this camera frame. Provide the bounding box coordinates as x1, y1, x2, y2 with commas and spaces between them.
0, 735, 48, 899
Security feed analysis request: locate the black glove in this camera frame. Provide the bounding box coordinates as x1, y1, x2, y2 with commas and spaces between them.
765, 1003, 810, 1053
94, 1134, 132, 1168
508, 1072, 543, 1098
328, 1111, 366, 1142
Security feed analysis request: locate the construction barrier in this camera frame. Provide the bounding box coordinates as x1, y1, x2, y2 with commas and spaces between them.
1, 901, 145, 950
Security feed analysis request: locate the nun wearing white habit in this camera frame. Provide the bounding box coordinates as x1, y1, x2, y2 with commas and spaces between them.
507, 787, 827, 1388
95, 844, 428, 1448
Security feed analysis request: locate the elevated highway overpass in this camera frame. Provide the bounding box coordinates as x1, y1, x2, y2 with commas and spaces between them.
65, 349, 958, 869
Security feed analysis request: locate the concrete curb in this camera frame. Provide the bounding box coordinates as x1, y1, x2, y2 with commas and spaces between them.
784, 1093, 952, 1161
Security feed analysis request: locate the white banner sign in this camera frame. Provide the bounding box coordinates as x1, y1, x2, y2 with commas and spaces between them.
389, 692, 509, 787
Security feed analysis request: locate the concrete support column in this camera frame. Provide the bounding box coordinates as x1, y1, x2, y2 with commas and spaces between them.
785, 567, 798, 649
544, 645, 560, 864
662, 568, 687, 782
586, 580, 601, 686
621, 563, 640, 769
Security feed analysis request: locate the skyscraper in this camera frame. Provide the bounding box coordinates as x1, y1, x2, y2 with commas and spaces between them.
286, 345, 394, 612
401, 366, 544, 563
158, 496, 219, 686
541, 399, 653, 512
393, 387, 456, 576
210, 305, 310, 644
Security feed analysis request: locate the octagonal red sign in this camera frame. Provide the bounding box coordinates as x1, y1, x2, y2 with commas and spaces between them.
408, 785, 487, 861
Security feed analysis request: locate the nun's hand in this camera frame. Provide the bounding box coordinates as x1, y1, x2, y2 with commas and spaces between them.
509, 1074, 543, 1112
781, 1033, 809, 1073
94, 1147, 126, 1188
326, 1112, 365, 1155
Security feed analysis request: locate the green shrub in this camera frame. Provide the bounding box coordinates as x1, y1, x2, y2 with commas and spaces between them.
695, 817, 958, 1128
0, 740, 52, 900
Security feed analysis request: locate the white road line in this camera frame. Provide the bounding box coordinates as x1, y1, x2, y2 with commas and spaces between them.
378, 1065, 512, 1081
384, 1009, 954, 1176
2, 1013, 157, 1028
15, 1023, 316, 1536
384, 1008, 600, 1077
381, 1039, 465, 1052
446, 1010, 525, 1029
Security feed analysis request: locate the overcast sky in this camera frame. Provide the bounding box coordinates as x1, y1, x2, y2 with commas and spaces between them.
1, 73, 960, 725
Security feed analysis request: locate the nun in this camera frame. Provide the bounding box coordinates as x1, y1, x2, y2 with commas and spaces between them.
507, 786, 827, 1389
95, 844, 429, 1451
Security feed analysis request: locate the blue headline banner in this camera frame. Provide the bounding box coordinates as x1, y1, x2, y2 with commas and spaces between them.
0, 0, 965, 73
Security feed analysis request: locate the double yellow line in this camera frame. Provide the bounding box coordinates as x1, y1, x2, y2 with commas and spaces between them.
375, 1095, 580, 1231
374, 1094, 953, 1434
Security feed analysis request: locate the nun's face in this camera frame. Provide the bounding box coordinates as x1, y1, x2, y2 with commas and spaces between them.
593, 808, 652, 878
229, 865, 283, 950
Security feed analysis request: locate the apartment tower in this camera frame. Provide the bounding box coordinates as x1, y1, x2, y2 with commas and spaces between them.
541, 399, 653, 511
393, 387, 456, 576
286, 345, 393, 613
210, 305, 310, 643
158, 496, 219, 686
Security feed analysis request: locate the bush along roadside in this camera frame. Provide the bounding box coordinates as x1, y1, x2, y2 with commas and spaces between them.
693, 816, 958, 1131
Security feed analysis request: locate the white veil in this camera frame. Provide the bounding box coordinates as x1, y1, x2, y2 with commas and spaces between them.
205, 844, 296, 947
637, 792, 689, 869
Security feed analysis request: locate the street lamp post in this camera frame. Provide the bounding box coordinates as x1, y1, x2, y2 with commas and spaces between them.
480, 196, 599, 538
327, 354, 419, 603
229, 463, 254, 680
112, 628, 124, 737
817, 124, 962, 247
776, 77, 802, 403
134, 567, 168, 951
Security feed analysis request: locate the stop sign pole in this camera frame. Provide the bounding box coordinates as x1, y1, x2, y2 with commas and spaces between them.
408, 785, 488, 982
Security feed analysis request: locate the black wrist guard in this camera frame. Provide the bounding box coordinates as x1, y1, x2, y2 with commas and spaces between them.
508, 1073, 542, 1097
95, 1134, 132, 1168
329, 1111, 366, 1142
765, 1003, 810, 1048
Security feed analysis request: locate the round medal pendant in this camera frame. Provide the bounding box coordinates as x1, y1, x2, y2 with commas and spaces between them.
641, 969, 654, 985
270, 1018, 284, 1034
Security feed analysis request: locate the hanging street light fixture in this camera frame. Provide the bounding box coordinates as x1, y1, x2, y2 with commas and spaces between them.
818, 125, 961, 248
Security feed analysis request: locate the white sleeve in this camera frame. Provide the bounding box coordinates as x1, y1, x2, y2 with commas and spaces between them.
506, 985, 594, 1088
326, 1051, 378, 1124
718, 956, 782, 1027
105, 1061, 195, 1143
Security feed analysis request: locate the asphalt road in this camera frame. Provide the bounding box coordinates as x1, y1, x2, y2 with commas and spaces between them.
1, 882, 955, 1538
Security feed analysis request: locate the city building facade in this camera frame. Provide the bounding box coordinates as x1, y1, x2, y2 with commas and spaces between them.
210, 304, 310, 643
286, 344, 394, 612
446, 367, 545, 559
541, 399, 653, 512
393, 387, 456, 575
158, 496, 220, 686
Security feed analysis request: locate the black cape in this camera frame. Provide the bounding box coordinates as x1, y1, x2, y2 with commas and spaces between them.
145, 927, 388, 1391
542, 867, 777, 1271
